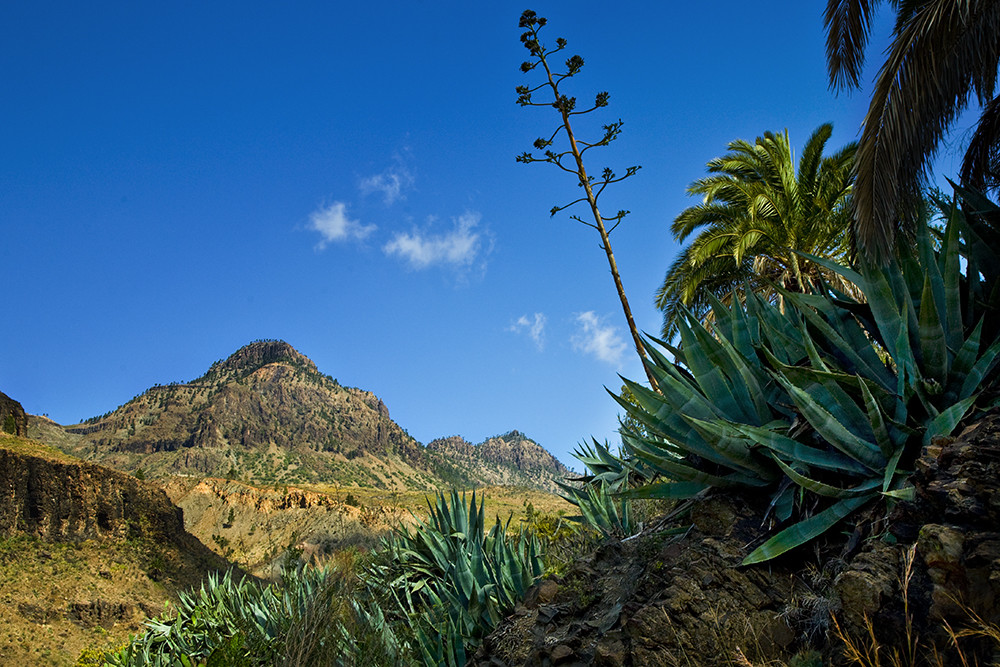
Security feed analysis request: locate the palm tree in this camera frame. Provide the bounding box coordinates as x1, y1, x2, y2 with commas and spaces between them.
656, 124, 857, 338
824, 0, 1000, 260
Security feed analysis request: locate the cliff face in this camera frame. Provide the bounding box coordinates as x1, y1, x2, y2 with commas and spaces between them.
0, 444, 182, 541
0, 434, 227, 561
0, 433, 238, 666
0, 391, 27, 437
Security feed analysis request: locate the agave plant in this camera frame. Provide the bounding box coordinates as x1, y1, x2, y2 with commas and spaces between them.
107, 567, 354, 667
366, 490, 543, 664
555, 440, 636, 538
611, 187, 1000, 564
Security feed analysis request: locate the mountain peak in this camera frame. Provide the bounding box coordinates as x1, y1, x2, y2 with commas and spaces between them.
211, 340, 316, 378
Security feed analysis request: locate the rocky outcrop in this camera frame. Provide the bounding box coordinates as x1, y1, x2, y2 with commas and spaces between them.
476, 496, 804, 666
478, 413, 1000, 666
0, 391, 27, 437
0, 433, 243, 666
0, 446, 184, 541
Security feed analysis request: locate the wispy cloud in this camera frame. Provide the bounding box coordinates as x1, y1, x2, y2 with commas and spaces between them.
571, 311, 626, 365
508, 313, 547, 350
359, 155, 414, 206
383, 211, 487, 270
308, 201, 376, 249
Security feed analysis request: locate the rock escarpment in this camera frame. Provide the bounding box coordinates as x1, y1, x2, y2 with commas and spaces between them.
0, 390, 27, 437
0, 434, 228, 566
477, 413, 1000, 666
0, 433, 238, 666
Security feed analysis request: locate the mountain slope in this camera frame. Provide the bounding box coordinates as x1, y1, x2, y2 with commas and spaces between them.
30, 340, 571, 493
40, 340, 440, 489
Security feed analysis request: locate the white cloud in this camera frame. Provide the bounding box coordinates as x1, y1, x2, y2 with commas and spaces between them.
571, 311, 626, 365
308, 201, 376, 249
509, 313, 547, 350
383, 211, 485, 270
359, 156, 414, 206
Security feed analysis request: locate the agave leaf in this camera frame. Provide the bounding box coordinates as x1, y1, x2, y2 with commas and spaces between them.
710, 329, 773, 423
882, 440, 905, 493
774, 373, 885, 471
796, 250, 866, 290
882, 486, 916, 500
682, 416, 778, 479
950, 319, 984, 387
940, 212, 964, 351
858, 378, 896, 463
918, 274, 949, 383
769, 481, 796, 523
624, 433, 766, 487
764, 351, 876, 441
619, 481, 709, 500
772, 455, 881, 498
706, 291, 753, 358
741, 495, 871, 565
786, 292, 895, 391
862, 264, 904, 361
960, 337, 1000, 399
729, 423, 869, 474
677, 313, 744, 419
924, 395, 977, 446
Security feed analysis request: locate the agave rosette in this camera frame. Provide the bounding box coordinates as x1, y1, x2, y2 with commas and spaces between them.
612, 189, 1000, 564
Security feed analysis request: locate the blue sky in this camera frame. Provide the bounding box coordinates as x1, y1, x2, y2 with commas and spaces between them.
0, 3, 972, 468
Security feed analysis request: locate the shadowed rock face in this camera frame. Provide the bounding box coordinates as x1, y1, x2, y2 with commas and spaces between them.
0, 441, 206, 553
0, 391, 27, 437
477, 412, 1000, 666
0, 433, 247, 666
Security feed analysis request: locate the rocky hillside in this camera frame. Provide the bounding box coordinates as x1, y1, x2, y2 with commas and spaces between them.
474, 414, 1000, 666
0, 432, 238, 666
29, 340, 571, 494
426, 431, 572, 493
34, 340, 441, 489
161, 477, 411, 578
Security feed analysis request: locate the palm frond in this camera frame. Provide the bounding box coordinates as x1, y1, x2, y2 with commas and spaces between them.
825, 0, 886, 90
852, 0, 1000, 260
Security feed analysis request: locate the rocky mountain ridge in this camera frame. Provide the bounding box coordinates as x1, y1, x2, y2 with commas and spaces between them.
28, 340, 570, 494
426, 431, 571, 493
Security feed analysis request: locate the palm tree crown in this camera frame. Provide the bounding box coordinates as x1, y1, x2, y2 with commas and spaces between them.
825, 0, 1000, 260
656, 124, 857, 338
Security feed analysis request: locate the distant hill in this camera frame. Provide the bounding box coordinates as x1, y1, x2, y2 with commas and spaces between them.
426, 431, 571, 493
28, 340, 570, 494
